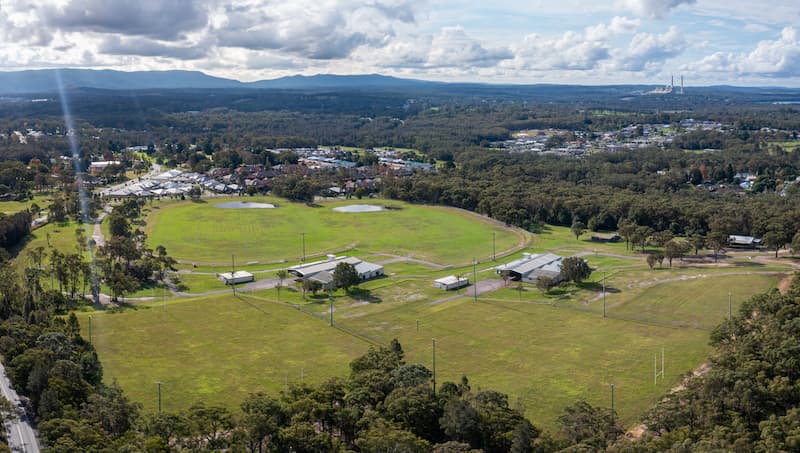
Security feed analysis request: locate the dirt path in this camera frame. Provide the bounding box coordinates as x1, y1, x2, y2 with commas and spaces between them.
429, 279, 506, 306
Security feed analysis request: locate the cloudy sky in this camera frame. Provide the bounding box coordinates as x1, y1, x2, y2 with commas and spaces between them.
1, 0, 800, 86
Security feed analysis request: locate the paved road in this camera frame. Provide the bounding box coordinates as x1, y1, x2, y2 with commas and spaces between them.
0, 362, 40, 453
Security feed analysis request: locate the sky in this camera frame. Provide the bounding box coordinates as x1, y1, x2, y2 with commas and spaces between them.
1, 0, 800, 86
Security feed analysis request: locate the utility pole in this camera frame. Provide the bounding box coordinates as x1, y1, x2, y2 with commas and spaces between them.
156, 381, 163, 413
610, 384, 615, 426
432, 338, 437, 394
231, 254, 236, 296
301, 232, 306, 262
728, 292, 733, 318
602, 271, 606, 318
473, 259, 478, 302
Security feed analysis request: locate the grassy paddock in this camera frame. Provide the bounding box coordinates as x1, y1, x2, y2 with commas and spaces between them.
82, 295, 368, 413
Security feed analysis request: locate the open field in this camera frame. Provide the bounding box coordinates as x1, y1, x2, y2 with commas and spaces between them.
82, 295, 368, 413
145, 197, 522, 265
51, 197, 792, 430
0, 193, 52, 215
87, 264, 782, 428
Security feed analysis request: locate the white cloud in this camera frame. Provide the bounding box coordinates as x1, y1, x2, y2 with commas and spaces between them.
613, 26, 687, 71
616, 0, 696, 19
357, 26, 511, 69
427, 27, 512, 67
744, 23, 772, 33
213, 0, 418, 60
688, 26, 800, 77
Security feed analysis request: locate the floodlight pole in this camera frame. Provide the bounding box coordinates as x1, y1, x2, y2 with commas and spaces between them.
156, 381, 163, 413
473, 259, 478, 302
610, 384, 615, 425
728, 292, 732, 318
602, 271, 607, 318
432, 338, 437, 394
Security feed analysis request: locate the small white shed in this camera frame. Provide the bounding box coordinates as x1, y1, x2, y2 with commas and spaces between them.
434, 275, 469, 291
219, 271, 255, 285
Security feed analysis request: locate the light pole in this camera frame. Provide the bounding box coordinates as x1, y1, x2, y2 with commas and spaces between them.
301, 233, 306, 262
329, 292, 334, 327
492, 232, 496, 261
728, 292, 732, 318
602, 271, 606, 318
156, 381, 163, 413
473, 259, 478, 302
610, 384, 615, 426
432, 338, 437, 394
231, 254, 236, 296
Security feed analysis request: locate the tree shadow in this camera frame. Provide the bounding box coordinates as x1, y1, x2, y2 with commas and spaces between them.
348, 287, 382, 303
578, 281, 621, 293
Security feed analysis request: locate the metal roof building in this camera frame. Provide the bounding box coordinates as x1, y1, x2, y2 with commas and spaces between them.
495, 253, 564, 283
288, 255, 384, 283
218, 271, 255, 285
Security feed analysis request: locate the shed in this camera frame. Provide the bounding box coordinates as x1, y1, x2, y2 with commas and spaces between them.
434, 275, 469, 291
219, 271, 255, 285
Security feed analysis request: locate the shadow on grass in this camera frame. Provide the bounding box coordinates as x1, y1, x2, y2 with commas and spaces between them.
732, 261, 766, 268
347, 287, 382, 303
578, 281, 621, 293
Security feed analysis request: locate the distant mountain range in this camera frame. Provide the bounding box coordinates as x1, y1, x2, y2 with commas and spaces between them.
0, 69, 439, 94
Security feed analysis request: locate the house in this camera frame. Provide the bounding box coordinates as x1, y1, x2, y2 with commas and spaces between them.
89, 161, 121, 175
728, 235, 762, 248
433, 275, 469, 291
288, 255, 384, 285
495, 253, 564, 283
218, 271, 255, 285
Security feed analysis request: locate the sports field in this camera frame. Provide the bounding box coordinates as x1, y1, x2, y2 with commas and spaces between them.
145, 197, 522, 265
83, 295, 367, 414
84, 270, 780, 428
74, 196, 791, 429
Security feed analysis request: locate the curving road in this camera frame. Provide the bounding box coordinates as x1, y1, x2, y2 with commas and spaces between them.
0, 361, 40, 453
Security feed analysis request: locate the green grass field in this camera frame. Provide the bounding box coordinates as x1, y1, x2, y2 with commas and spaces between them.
145, 197, 522, 265
82, 295, 368, 413
0, 193, 52, 215
63, 197, 791, 431
85, 268, 781, 429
